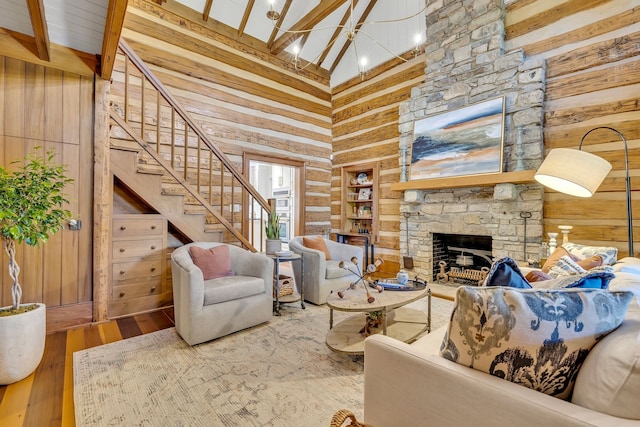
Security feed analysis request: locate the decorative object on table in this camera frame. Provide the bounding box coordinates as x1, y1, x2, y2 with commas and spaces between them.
374, 277, 427, 291
558, 225, 573, 244
336, 257, 384, 302
410, 96, 505, 180
396, 270, 409, 285
547, 232, 558, 254
264, 210, 281, 254
360, 310, 383, 337
535, 126, 634, 257
274, 250, 294, 257
0, 147, 72, 385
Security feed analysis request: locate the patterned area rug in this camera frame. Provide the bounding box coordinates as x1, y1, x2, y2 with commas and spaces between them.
74, 297, 454, 426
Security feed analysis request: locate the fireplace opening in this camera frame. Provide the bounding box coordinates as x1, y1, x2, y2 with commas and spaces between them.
432, 233, 493, 285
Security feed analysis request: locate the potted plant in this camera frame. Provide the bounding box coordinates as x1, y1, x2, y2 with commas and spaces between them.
0, 147, 72, 384
264, 210, 281, 254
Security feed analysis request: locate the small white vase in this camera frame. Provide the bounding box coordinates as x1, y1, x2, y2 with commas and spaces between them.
0, 303, 46, 385
265, 239, 281, 255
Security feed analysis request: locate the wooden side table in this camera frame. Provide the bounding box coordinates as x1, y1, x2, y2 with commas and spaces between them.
268, 253, 305, 315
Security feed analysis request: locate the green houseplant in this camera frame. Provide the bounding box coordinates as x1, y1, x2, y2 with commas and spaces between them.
264, 210, 281, 254
0, 147, 72, 384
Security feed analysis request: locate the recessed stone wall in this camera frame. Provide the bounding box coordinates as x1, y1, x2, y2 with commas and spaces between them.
398, 0, 545, 279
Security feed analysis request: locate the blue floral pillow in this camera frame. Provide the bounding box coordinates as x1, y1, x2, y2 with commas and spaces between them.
440, 286, 632, 400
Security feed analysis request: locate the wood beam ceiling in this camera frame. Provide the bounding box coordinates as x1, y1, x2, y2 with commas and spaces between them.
101, 0, 129, 80
270, 0, 349, 55
26, 0, 50, 61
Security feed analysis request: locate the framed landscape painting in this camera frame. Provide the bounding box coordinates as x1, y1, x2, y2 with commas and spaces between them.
410, 97, 505, 180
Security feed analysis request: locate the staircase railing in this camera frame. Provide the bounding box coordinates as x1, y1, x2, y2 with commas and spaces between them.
109, 39, 272, 251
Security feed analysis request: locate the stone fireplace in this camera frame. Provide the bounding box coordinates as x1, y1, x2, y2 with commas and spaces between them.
397, 0, 545, 280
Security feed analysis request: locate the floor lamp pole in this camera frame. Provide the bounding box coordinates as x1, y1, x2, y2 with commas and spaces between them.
580, 126, 634, 257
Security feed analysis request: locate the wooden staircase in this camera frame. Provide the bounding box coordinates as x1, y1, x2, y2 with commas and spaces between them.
108, 40, 272, 251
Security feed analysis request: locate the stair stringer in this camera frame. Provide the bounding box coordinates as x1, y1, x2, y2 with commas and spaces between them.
110, 148, 222, 243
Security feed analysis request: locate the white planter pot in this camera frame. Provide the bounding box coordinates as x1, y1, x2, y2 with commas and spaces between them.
266, 239, 281, 255
0, 303, 46, 385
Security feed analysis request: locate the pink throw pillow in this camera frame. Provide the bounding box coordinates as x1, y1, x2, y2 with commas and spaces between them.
189, 245, 234, 280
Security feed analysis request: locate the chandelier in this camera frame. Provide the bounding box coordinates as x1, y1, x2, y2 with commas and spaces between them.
266, 0, 428, 79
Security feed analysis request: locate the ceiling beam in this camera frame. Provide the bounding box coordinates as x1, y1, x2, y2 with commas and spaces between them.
317, 0, 360, 67
270, 0, 349, 55
26, 0, 50, 61
203, 0, 213, 21
267, 0, 293, 48
101, 0, 129, 80
238, 0, 255, 37
329, 0, 376, 75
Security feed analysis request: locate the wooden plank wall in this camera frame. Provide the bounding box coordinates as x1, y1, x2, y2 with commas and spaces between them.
0, 56, 94, 328
506, 0, 639, 257
331, 56, 426, 263
121, 0, 334, 235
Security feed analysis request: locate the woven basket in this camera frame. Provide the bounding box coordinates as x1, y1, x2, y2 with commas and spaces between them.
330, 409, 373, 427
274, 274, 294, 297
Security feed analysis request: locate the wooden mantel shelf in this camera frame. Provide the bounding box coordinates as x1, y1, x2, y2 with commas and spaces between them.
390, 170, 537, 191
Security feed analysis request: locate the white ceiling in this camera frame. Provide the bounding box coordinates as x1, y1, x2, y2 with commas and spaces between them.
0, 0, 426, 87
177, 0, 427, 86
0, 0, 108, 55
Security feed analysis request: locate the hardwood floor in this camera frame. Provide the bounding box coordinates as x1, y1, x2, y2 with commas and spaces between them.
0, 309, 175, 426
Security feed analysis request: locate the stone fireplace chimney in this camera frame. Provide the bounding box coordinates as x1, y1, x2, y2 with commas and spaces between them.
397, 0, 545, 280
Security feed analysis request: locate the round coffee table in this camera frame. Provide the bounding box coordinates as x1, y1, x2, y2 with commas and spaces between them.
325, 286, 431, 355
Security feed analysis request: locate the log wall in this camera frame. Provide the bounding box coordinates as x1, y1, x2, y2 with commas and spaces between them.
506, 0, 639, 257
0, 56, 94, 329
330, 57, 426, 263
121, 0, 334, 235
332, 0, 639, 262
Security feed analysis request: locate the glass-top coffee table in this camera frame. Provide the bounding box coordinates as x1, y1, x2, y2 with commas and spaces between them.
325, 285, 431, 355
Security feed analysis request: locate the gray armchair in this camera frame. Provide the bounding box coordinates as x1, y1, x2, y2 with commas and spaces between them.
288, 236, 363, 305
171, 242, 273, 345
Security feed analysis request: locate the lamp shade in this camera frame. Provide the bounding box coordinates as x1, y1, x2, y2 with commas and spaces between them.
534, 148, 612, 197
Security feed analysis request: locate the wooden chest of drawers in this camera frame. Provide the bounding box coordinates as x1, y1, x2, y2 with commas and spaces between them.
109, 214, 172, 318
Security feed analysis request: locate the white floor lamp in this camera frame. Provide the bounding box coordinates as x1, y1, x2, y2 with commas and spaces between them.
534, 126, 634, 257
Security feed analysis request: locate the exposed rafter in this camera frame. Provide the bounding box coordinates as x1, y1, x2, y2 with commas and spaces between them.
267, 0, 293, 48
26, 0, 50, 61
203, 0, 214, 21
238, 0, 255, 37
317, 0, 360, 68
101, 0, 129, 80
270, 0, 348, 56
329, 0, 376, 74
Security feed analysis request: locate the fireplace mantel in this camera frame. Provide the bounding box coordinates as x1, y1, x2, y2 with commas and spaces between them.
390, 170, 536, 191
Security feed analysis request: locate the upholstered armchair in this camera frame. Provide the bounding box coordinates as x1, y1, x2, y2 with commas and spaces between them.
288, 236, 363, 305
171, 242, 273, 345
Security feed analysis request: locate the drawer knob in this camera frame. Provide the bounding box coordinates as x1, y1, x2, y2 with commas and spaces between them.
119, 248, 125, 253
150, 287, 156, 292
119, 292, 125, 297
151, 225, 156, 230
151, 266, 156, 272
120, 226, 126, 230
120, 270, 125, 275
151, 245, 156, 250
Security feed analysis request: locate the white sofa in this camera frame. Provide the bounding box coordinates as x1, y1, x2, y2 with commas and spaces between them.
363, 258, 640, 426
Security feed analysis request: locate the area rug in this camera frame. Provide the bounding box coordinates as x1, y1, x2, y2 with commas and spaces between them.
74, 297, 454, 426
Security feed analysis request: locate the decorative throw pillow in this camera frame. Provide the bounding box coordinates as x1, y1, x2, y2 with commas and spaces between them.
439, 286, 633, 400
302, 236, 332, 260
525, 270, 552, 283
576, 255, 604, 271
531, 268, 615, 290
547, 255, 587, 278
563, 243, 618, 265
541, 247, 578, 273
189, 245, 234, 280
483, 257, 531, 288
